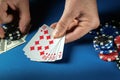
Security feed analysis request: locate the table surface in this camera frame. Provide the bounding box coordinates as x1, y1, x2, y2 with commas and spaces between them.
0, 0, 120, 80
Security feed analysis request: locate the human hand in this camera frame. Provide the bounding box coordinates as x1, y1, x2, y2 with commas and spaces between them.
51, 0, 100, 43
0, 0, 31, 38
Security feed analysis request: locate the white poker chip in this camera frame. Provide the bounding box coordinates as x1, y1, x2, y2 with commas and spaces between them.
17, 34, 21, 37
2, 25, 8, 30
16, 31, 20, 34
9, 34, 12, 36
10, 37, 13, 40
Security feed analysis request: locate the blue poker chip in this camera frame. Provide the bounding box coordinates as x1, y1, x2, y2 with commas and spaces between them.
95, 47, 117, 54
110, 20, 120, 31
94, 42, 117, 54
93, 34, 116, 54
93, 42, 113, 50
100, 23, 119, 37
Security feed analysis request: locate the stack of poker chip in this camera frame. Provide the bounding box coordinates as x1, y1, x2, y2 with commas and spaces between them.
114, 35, 120, 69
92, 20, 120, 62
90, 19, 120, 69
1, 24, 22, 41
114, 35, 120, 52
116, 55, 120, 69
93, 34, 118, 62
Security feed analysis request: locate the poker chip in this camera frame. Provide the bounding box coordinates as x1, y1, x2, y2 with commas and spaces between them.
88, 24, 102, 36
95, 47, 117, 54
114, 35, 120, 52
93, 42, 113, 50
114, 35, 120, 44
89, 30, 99, 36
115, 56, 120, 69
99, 50, 118, 62
93, 34, 114, 50
100, 22, 119, 37
1, 24, 22, 40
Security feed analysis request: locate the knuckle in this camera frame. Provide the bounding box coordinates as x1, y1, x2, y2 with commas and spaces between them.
89, 18, 100, 30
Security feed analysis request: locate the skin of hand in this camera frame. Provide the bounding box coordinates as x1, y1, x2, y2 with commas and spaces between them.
0, 0, 31, 38
51, 0, 100, 43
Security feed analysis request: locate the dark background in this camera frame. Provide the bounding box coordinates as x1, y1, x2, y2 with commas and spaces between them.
0, 0, 120, 80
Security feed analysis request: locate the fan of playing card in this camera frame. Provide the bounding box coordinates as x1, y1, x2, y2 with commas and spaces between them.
23, 24, 65, 62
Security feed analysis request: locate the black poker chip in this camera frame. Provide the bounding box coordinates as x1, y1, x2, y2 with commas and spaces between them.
1, 24, 22, 41
93, 34, 114, 50
115, 55, 120, 69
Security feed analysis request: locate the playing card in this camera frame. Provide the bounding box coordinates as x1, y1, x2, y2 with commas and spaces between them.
56, 36, 65, 60
23, 24, 65, 62
26, 25, 54, 62
33, 25, 62, 62
46, 38, 63, 62
48, 38, 63, 61
44, 36, 65, 61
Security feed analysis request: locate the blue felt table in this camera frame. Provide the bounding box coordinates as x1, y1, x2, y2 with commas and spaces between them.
0, 0, 120, 80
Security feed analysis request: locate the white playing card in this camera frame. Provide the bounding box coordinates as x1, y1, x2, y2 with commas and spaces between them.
47, 38, 63, 62
56, 36, 65, 60
49, 36, 65, 61
23, 30, 41, 59
23, 24, 64, 62
24, 24, 49, 61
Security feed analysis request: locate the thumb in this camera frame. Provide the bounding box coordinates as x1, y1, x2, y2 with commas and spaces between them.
52, 10, 74, 38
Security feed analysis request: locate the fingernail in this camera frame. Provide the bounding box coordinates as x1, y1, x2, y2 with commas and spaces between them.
52, 29, 59, 38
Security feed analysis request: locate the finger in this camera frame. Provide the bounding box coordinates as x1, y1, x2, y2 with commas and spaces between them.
65, 19, 100, 43
50, 22, 57, 29
7, 1, 16, 10
0, 11, 13, 24
18, 0, 31, 34
1, 1, 7, 11
65, 25, 91, 43
0, 27, 5, 38
65, 12, 100, 43
0, 3, 13, 24
67, 19, 78, 30
52, 8, 75, 38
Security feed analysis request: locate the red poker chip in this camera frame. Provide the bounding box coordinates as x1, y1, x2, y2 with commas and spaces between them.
114, 35, 120, 44
99, 51, 118, 62
114, 35, 120, 52
117, 44, 120, 52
